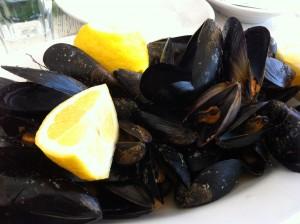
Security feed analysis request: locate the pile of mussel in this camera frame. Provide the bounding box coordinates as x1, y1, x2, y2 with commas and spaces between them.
0, 17, 300, 223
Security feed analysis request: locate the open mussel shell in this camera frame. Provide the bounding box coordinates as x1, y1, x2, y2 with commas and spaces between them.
217, 102, 270, 148
1, 66, 87, 95
43, 43, 119, 88
175, 159, 243, 208
222, 18, 251, 98
265, 57, 295, 88
185, 82, 241, 146
140, 63, 194, 106
134, 110, 198, 146
0, 82, 68, 115
245, 26, 270, 97
0, 115, 41, 148
262, 100, 300, 172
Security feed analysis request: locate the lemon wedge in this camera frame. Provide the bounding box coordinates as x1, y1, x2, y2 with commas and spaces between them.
74, 24, 149, 73
35, 84, 118, 181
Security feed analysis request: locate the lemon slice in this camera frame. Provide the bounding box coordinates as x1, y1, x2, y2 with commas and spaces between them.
74, 24, 149, 73
35, 84, 118, 181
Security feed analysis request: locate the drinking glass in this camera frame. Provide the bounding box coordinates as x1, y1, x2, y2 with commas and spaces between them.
0, 0, 53, 52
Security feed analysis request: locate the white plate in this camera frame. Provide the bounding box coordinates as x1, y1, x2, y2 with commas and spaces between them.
208, 0, 282, 24
54, 0, 215, 42
1, 37, 300, 224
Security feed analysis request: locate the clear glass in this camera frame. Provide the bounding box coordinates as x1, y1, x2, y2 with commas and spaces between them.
0, 0, 53, 53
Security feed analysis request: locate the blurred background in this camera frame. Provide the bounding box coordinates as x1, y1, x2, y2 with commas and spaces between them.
0, 0, 299, 54
0, 0, 83, 53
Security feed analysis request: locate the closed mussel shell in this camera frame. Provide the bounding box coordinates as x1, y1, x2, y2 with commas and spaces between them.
175, 159, 242, 208
43, 43, 119, 88
262, 100, 300, 172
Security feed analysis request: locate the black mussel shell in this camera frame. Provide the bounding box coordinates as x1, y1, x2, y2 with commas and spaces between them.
93, 184, 152, 219
107, 164, 140, 183
140, 63, 193, 106
240, 142, 270, 176
160, 38, 175, 64
190, 19, 223, 93
43, 43, 119, 88
222, 17, 252, 101
217, 102, 270, 148
259, 85, 300, 102
114, 142, 146, 166
140, 148, 164, 202
0, 115, 40, 147
245, 26, 270, 98
0, 82, 68, 115
0, 77, 14, 89
134, 110, 198, 146
185, 82, 241, 146
180, 25, 203, 70
1, 66, 87, 95
175, 159, 242, 208
180, 19, 222, 94
0, 146, 78, 179
185, 144, 223, 174
157, 144, 191, 187
0, 171, 102, 223
113, 98, 139, 120
148, 35, 190, 66
105, 183, 154, 209
113, 69, 148, 103
119, 121, 152, 143
262, 100, 300, 172
265, 57, 295, 88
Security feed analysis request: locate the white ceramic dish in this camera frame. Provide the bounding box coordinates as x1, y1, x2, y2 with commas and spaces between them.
0, 36, 300, 224
208, 0, 281, 24
54, 0, 215, 42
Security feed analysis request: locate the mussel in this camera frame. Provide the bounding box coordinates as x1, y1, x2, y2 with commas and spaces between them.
262, 100, 300, 172
185, 82, 241, 146
43, 43, 119, 88
1, 66, 87, 96
175, 159, 243, 208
